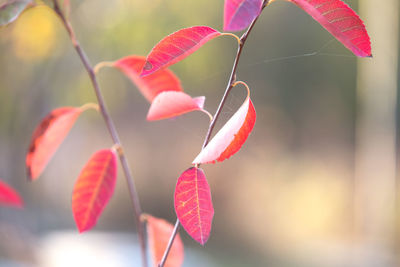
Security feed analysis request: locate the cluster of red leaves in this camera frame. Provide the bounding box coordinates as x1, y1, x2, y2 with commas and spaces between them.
24, 105, 117, 233
134, 23, 259, 248
7, 0, 371, 266
134, 0, 372, 256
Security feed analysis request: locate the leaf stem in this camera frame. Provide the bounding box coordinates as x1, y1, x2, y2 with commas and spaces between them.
200, 109, 214, 122
221, 32, 241, 45
158, 2, 269, 266
232, 81, 251, 97
51, 1, 148, 267
79, 102, 100, 112
93, 61, 115, 74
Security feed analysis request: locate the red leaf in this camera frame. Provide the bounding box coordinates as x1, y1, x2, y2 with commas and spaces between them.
26, 107, 83, 180
141, 26, 221, 77
174, 167, 214, 245
224, 0, 263, 31
72, 149, 118, 233
146, 215, 184, 267
193, 97, 256, 164
114, 56, 183, 102
0, 180, 23, 208
288, 0, 371, 57
0, 0, 32, 27
147, 91, 205, 121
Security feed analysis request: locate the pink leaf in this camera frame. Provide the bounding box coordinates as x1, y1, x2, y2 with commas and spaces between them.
288, 0, 371, 57
141, 26, 221, 77
0, 180, 23, 208
26, 107, 83, 180
147, 91, 205, 121
72, 149, 118, 233
174, 167, 214, 245
114, 56, 183, 102
224, 0, 263, 31
193, 96, 256, 164
146, 215, 184, 267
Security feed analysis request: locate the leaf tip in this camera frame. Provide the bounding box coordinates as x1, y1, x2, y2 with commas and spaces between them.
15, 203, 24, 209
10, 197, 24, 209
26, 161, 39, 181
146, 114, 155, 121
26, 171, 33, 182
193, 96, 206, 110
77, 224, 90, 233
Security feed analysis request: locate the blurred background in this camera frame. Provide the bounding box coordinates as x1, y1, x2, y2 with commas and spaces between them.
0, 0, 399, 266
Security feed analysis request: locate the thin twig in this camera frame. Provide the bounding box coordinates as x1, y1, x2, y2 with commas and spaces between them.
158, 220, 180, 267
202, 1, 268, 149
158, 2, 269, 266
51, 1, 148, 267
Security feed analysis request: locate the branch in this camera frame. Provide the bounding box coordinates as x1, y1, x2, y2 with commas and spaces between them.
51, 1, 147, 267
158, 1, 270, 266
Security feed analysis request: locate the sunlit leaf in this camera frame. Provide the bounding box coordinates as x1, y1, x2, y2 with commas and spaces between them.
287, 0, 371, 57
72, 149, 118, 233
141, 26, 221, 77
26, 107, 83, 180
0, 0, 32, 27
224, 0, 263, 31
114, 56, 183, 102
174, 167, 213, 245
193, 95, 256, 164
146, 215, 184, 267
147, 91, 205, 121
0, 180, 23, 208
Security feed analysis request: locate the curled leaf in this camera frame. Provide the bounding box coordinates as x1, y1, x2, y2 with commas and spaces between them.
193, 92, 256, 164
224, 0, 263, 31
0, 0, 32, 27
26, 107, 84, 180
146, 215, 184, 267
288, 0, 371, 57
174, 167, 214, 245
0, 180, 23, 208
141, 26, 221, 76
147, 91, 206, 121
72, 149, 118, 233
114, 56, 183, 102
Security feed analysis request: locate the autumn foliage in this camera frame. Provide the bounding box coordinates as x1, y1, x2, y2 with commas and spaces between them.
0, 0, 371, 266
